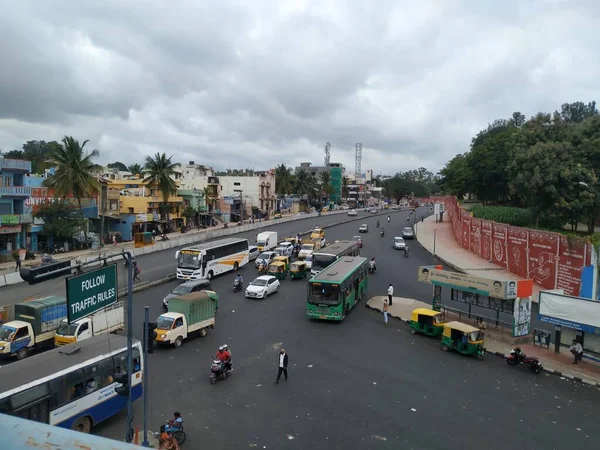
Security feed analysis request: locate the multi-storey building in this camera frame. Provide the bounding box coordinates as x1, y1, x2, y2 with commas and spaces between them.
0, 158, 32, 261
295, 162, 343, 203
219, 170, 276, 220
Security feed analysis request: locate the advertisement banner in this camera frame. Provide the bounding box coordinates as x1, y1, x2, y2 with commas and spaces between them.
461, 216, 471, 249
470, 218, 481, 256
556, 236, 586, 296
480, 220, 492, 261
507, 226, 529, 279
513, 297, 532, 337
528, 230, 559, 290
417, 266, 517, 299
491, 223, 507, 267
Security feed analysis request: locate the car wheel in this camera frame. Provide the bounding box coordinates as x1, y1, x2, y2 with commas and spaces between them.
276, 284, 280, 292
174, 336, 183, 348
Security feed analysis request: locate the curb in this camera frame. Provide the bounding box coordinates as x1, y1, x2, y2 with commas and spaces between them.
365, 302, 600, 388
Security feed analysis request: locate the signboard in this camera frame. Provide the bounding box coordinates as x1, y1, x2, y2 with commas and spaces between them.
0, 226, 21, 234
135, 213, 154, 223
418, 266, 518, 300
539, 291, 600, 334
434, 203, 440, 215
66, 265, 118, 323
0, 215, 19, 225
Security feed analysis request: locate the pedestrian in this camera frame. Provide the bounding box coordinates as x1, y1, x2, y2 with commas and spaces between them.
133, 261, 141, 282
112, 235, 117, 246
383, 297, 389, 324
275, 348, 288, 383
569, 340, 583, 364
387, 283, 394, 306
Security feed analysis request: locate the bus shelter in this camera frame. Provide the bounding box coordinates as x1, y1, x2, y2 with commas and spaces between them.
418, 266, 534, 337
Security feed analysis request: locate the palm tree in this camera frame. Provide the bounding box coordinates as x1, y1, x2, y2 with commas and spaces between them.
44, 136, 102, 242
275, 164, 294, 196
319, 172, 334, 205
128, 163, 143, 177
342, 176, 350, 201
202, 186, 213, 212
143, 153, 180, 221
294, 170, 318, 206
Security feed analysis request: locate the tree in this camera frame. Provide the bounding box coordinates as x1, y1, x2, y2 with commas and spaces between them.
107, 161, 128, 172
143, 153, 180, 221
2, 149, 23, 159
342, 176, 350, 200
35, 201, 81, 241
275, 164, 294, 197
128, 163, 143, 177
438, 154, 472, 198
559, 101, 598, 123
294, 170, 318, 204
383, 174, 413, 203
202, 186, 213, 212
44, 136, 102, 242
319, 171, 333, 204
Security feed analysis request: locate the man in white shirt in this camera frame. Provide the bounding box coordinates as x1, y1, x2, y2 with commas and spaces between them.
275, 348, 289, 383
570, 340, 583, 364
387, 284, 394, 306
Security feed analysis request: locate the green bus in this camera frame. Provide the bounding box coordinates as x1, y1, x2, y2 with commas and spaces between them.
306, 256, 369, 321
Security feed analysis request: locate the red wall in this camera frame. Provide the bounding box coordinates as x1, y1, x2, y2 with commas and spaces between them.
429, 196, 591, 297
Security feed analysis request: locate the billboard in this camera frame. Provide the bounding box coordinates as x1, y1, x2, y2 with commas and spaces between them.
539, 291, 600, 333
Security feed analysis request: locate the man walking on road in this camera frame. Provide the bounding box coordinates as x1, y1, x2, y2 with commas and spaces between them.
275, 348, 288, 383
387, 284, 394, 306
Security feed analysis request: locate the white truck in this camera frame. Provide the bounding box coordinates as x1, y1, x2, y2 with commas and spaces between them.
256, 231, 278, 252
54, 301, 125, 347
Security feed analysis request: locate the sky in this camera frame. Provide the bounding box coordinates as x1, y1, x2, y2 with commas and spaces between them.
1, 0, 599, 175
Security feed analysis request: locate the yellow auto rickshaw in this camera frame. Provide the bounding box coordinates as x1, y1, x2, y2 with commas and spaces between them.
310, 228, 325, 241
273, 255, 290, 271
441, 321, 485, 360
268, 261, 287, 280
289, 261, 308, 280
409, 308, 446, 337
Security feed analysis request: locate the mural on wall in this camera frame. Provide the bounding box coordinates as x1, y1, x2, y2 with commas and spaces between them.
507, 226, 528, 279
481, 220, 492, 261
492, 223, 507, 268
470, 218, 481, 256
527, 230, 558, 290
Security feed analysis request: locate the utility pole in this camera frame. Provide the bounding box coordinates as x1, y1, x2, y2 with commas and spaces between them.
142, 307, 150, 447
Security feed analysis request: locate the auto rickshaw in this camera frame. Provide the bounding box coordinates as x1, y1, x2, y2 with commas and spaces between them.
409, 308, 446, 337
268, 261, 287, 280
441, 321, 485, 360
273, 255, 290, 271
310, 228, 325, 241
283, 237, 297, 245
289, 261, 308, 280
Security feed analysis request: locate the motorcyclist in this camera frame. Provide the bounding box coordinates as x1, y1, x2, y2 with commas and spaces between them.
404, 245, 409, 257
216, 346, 228, 363
387, 216, 390, 222
234, 273, 243, 287
222, 344, 232, 371
380, 228, 385, 236
165, 412, 183, 433
369, 257, 376, 272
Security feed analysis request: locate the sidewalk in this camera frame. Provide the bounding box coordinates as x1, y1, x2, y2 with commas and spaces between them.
366, 296, 600, 387
414, 215, 542, 301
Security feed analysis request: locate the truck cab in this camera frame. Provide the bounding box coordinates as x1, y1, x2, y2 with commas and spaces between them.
155, 312, 189, 347
54, 319, 93, 346
0, 321, 35, 360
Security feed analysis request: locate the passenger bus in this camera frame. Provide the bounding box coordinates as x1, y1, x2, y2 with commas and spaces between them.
310, 239, 361, 277
175, 237, 249, 280
307, 256, 369, 321
0, 334, 143, 433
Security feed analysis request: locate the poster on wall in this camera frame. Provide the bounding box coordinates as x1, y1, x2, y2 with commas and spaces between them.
480, 220, 492, 261
507, 226, 529, 279
513, 297, 532, 337
470, 219, 481, 257
461, 216, 471, 249
556, 236, 586, 297
491, 223, 507, 267
528, 230, 559, 290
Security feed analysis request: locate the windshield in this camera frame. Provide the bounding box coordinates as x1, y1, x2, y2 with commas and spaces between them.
251, 278, 268, 287
308, 283, 340, 306
312, 254, 336, 271
433, 313, 447, 325
403, 228, 412, 233
156, 316, 175, 329
172, 284, 193, 295
395, 238, 404, 243
178, 251, 201, 269
257, 240, 267, 247
258, 252, 273, 261
301, 244, 313, 251
0, 326, 16, 341
56, 322, 78, 336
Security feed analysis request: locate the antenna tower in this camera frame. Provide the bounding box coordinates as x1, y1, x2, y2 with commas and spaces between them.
324, 142, 331, 166
355, 143, 362, 181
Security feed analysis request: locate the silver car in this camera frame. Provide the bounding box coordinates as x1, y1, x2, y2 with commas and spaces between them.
402, 227, 414, 239
393, 237, 406, 250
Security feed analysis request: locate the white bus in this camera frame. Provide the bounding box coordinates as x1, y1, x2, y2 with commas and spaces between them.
176, 237, 249, 280
0, 334, 143, 433
310, 239, 361, 277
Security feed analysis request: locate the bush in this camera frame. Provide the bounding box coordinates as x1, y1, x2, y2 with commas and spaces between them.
469, 205, 533, 227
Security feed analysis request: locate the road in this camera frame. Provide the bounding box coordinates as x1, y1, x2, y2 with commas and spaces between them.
86, 209, 598, 450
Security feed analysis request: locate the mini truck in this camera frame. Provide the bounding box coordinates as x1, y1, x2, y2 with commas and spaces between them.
0, 295, 67, 360
256, 231, 278, 252
155, 290, 218, 348
54, 301, 125, 346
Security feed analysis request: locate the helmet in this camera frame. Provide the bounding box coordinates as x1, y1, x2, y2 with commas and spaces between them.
223, 344, 228, 350
218, 346, 224, 351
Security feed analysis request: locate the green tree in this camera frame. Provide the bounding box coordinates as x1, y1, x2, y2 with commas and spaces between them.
294, 170, 318, 204
143, 153, 180, 220
275, 164, 294, 197
559, 101, 598, 123
342, 176, 350, 200
44, 136, 102, 242
319, 171, 334, 204
128, 163, 143, 176
107, 161, 128, 171
2, 149, 23, 159
438, 153, 472, 198
35, 201, 81, 241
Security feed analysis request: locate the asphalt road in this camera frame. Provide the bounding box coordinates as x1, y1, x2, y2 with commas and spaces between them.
87, 209, 598, 450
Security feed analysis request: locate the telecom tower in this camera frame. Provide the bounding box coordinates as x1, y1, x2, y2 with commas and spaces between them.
355, 143, 362, 181
324, 142, 331, 166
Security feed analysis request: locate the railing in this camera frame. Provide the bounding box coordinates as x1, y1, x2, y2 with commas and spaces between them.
0, 186, 31, 196
0, 159, 32, 171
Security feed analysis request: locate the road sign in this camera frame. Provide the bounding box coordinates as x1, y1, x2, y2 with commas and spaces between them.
66, 265, 118, 323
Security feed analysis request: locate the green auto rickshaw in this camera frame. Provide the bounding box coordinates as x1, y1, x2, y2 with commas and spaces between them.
409, 308, 446, 337
268, 261, 287, 280
441, 321, 485, 360
289, 261, 308, 280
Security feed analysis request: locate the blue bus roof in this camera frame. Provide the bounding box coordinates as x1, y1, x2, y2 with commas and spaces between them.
310, 256, 367, 284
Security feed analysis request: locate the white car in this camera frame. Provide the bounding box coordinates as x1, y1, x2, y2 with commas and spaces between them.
255, 251, 276, 268
304, 254, 313, 269
347, 210, 358, 216
276, 242, 294, 257
298, 243, 315, 259
245, 275, 280, 299
248, 246, 260, 261
358, 224, 369, 233
393, 237, 407, 250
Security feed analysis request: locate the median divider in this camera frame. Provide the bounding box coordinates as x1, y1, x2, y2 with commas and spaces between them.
0, 274, 6, 288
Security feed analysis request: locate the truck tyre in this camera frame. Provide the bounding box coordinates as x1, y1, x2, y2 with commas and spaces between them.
72, 416, 92, 433
233, 262, 239, 271
16, 348, 29, 360
199, 328, 208, 338
174, 336, 183, 348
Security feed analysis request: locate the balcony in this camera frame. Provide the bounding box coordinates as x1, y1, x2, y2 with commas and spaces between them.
0, 159, 32, 172
207, 176, 219, 185
0, 186, 31, 197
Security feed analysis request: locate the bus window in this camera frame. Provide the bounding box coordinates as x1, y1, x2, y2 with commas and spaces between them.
85, 357, 115, 390
308, 284, 339, 305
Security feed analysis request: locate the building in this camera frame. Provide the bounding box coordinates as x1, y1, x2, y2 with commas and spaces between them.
295, 162, 343, 203
218, 170, 276, 220
0, 158, 32, 261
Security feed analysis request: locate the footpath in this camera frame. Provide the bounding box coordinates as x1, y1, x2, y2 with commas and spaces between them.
409, 215, 600, 387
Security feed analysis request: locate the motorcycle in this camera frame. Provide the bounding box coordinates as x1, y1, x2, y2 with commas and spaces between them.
506, 348, 543, 374
152, 423, 187, 445
233, 279, 243, 292
380, 230, 385, 237
404, 247, 409, 258
210, 359, 232, 384
387, 217, 390, 223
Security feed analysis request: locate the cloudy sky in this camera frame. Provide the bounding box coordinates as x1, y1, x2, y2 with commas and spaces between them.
1, 0, 598, 175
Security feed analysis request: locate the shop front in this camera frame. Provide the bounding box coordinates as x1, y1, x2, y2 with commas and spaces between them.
0, 225, 23, 262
